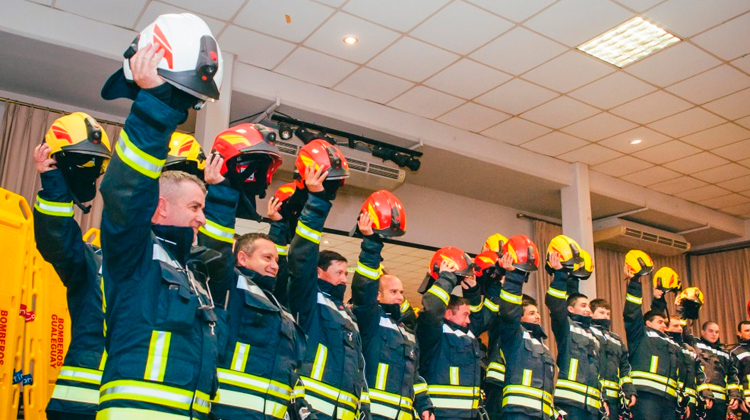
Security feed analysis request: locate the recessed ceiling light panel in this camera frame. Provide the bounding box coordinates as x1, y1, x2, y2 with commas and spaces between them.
577, 17, 680, 68
343, 35, 359, 45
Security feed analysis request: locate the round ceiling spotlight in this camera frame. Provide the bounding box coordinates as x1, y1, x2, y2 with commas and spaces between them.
343, 35, 359, 45
630, 139, 642, 145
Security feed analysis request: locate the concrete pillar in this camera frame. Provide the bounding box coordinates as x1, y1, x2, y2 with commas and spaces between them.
195, 52, 235, 150
561, 162, 597, 297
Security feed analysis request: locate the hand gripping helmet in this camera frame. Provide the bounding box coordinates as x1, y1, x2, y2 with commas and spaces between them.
571, 249, 594, 280
44, 112, 112, 213
545, 235, 584, 275
273, 182, 307, 222
102, 13, 223, 109
503, 235, 540, 273
418, 247, 476, 294
295, 139, 350, 199
165, 132, 206, 178
482, 233, 508, 253
653, 267, 681, 292
212, 123, 282, 220
675, 287, 704, 320
474, 250, 504, 290
624, 250, 654, 276
359, 190, 406, 238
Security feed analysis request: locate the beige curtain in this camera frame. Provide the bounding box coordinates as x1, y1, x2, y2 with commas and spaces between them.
689, 248, 750, 345
0, 102, 122, 233
531, 220, 563, 356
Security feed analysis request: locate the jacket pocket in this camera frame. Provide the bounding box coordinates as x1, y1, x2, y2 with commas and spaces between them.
156, 265, 199, 331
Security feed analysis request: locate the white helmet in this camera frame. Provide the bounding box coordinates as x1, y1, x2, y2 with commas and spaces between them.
102, 13, 223, 108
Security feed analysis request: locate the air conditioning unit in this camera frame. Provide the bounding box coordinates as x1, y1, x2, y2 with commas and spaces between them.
593, 217, 691, 256
274, 139, 406, 193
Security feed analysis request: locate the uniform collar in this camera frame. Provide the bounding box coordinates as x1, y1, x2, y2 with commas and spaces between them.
522, 322, 547, 340
380, 302, 401, 320
445, 318, 470, 334
700, 337, 722, 348
152, 225, 194, 266
667, 331, 684, 345
318, 279, 346, 302
570, 313, 592, 329
592, 318, 611, 331
236, 266, 276, 292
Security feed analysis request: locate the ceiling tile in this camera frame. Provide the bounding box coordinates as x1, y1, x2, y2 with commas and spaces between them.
470, 27, 566, 75
734, 55, 750, 76
624, 43, 720, 87
738, 116, 750, 130
675, 185, 731, 201
610, 91, 692, 124
717, 175, 750, 192
236, 0, 334, 43
411, 1, 513, 55
314, 0, 347, 6
481, 118, 552, 145
700, 194, 750, 210
703, 88, 750, 120
26, 0, 53, 5
368, 37, 459, 82
649, 176, 708, 195
275, 47, 357, 88
569, 72, 656, 110
662, 152, 729, 174
666, 65, 750, 105
521, 97, 599, 129
692, 12, 750, 61
520, 132, 589, 157
475, 79, 559, 115
335, 68, 414, 103
343, 0, 450, 32
713, 139, 750, 161
591, 155, 654, 177
137, 2, 226, 34
722, 202, 750, 216
161, 0, 245, 20
612, 0, 664, 12
643, 0, 750, 38
524, 0, 634, 47
424, 59, 511, 99
561, 113, 638, 141
692, 163, 750, 183
303, 12, 400, 64
436, 102, 510, 133
466, 0, 555, 22
621, 166, 681, 186
387, 86, 464, 119
681, 123, 750, 149
558, 144, 623, 165
219, 25, 296, 70
632, 140, 701, 164
55, 0, 148, 28
647, 108, 725, 138
523, 51, 615, 93
598, 126, 672, 153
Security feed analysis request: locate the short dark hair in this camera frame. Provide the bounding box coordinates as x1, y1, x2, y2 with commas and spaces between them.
702, 321, 718, 331
522, 294, 538, 310
644, 310, 666, 323
590, 298, 611, 312
318, 250, 347, 270
447, 295, 470, 312
234, 233, 272, 260
738, 321, 750, 332
567, 293, 588, 308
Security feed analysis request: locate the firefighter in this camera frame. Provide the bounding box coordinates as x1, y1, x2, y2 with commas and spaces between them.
350, 191, 434, 420
416, 246, 483, 420
97, 13, 223, 419
544, 236, 603, 420
491, 245, 559, 420
694, 321, 742, 420
623, 250, 681, 420
730, 321, 750, 414
287, 141, 370, 420
194, 128, 308, 420
33, 112, 111, 420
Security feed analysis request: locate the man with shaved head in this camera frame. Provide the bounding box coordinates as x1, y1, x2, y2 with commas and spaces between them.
351, 212, 433, 420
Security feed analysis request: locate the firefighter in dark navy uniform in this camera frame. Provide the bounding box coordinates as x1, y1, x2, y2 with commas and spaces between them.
33, 113, 111, 420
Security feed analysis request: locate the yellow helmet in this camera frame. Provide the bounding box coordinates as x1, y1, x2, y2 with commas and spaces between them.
482, 233, 508, 253
44, 112, 111, 159
546, 235, 584, 274
166, 132, 206, 177
653, 267, 681, 292
624, 249, 654, 276
571, 249, 594, 280
676, 287, 704, 306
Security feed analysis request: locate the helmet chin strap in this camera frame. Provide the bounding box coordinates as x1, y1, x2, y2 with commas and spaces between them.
58, 171, 93, 214
238, 192, 261, 221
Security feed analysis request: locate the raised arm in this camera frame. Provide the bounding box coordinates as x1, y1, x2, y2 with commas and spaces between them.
268, 198, 292, 306
417, 267, 459, 367
623, 275, 645, 350
351, 213, 385, 345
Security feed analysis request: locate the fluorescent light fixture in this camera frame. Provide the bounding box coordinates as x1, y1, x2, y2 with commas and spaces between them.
630, 139, 642, 145
577, 17, 680, 67
343, 35, 358, 45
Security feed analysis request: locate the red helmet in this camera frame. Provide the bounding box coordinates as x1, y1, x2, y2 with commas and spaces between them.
474, 250, 499, 278
360, 190, 406, 238
418, 246, 476, 294
274, 182, 296, 202
273, 182, 307, 221
212, 123, 282, 180
294, 139, 350, 188
502, 235, 540, 273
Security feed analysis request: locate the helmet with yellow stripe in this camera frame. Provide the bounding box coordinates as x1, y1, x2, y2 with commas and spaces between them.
653, 267, 681, 292
545, 235, 584, 275
482, 233, 508, 253
503, 235, 540, 273
624, 249, 654, 276
166, 132, 206, 178
676, 286, 704, 320
359, 190, 406, 238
